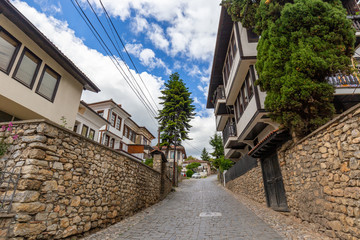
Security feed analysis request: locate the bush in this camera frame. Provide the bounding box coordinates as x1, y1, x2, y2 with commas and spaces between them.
186, 162, 201, 170
186, 169, 194, 177
144, 158, 153, 168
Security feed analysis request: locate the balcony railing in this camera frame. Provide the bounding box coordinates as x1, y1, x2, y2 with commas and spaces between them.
327, 72, 360, 87
343, 0, 360, 31
213, 85, 225, 105
223, 120, 237, 145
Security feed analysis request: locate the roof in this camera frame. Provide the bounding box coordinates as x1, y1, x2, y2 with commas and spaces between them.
88, 99, 156, 139
1, 1, 100, 93
79, 101, 110, 125
248, 129, 291, 158
152, 145, 187, 159
206, 6, 233, 109
183, 159, 210, 164
87, 99, 132, 117
150, 150, 168, 162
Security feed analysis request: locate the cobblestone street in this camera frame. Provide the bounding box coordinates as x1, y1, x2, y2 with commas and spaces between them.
83, 175, 328, 240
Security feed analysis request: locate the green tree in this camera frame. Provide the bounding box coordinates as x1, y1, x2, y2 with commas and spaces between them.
221, 0, 260, 29
157, 73, 196, 152
220, 0, 355, 138
200, 148, 210, 161
186, 155, 196, 161
256, 0, 355, 137
209, 134, 224, 160
186, 162, 201, 172
218, 156, 234, 173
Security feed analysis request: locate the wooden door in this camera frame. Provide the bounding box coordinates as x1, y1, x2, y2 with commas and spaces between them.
261, 154, 288, 211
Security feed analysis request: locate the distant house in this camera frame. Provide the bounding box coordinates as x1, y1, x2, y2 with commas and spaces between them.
0, 1, 99, 126
74, 101, 109, 142
152, 145, 187, 165
182, 159, 211, 175
87, 99, 155, 160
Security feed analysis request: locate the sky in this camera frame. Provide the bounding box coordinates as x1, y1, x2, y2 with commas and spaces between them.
11, 0, 222, 158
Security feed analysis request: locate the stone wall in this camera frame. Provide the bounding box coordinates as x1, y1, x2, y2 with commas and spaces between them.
0, 120, 168, 239
278, 105, 360, 239
226, 160, 266, 205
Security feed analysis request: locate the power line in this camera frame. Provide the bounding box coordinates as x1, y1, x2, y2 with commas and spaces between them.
71, 0, 158, 127
85, 0, 159, 116
99, 0, 160, 112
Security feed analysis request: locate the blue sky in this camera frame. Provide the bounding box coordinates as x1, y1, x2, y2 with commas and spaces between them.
12, 0, 221, 157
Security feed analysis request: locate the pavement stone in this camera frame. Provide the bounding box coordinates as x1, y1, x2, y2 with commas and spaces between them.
83, 175, 283, 240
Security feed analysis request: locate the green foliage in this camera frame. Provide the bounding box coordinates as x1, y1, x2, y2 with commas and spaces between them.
218, 156, 234, 173
186, 155, 196, 161
144, 158, 153, 168
0, 139, 8, 157
177, 165, 182, 173
209, 134, 224, 160
200, 148, 210, 161
186, 169, 194, 177
256, 0, 355, 137
157, 73, 195, 149
186, 162, 201, 171
221, 0, 260, 29
221, 0, 355, 138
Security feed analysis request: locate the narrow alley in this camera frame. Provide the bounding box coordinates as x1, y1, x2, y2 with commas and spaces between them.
82, 175, 327, 240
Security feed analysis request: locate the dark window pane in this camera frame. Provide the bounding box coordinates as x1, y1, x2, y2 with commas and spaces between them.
14, 50, 40, 87
37, 66, 60, 101
0, 30, 19, 72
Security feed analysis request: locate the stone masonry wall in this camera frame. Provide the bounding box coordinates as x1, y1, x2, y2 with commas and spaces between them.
0, 120, 165, 239
278, 105, 360, 239
226, 160, 266, 205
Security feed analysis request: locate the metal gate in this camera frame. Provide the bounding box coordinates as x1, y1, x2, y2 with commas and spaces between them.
225, 155, 257, 183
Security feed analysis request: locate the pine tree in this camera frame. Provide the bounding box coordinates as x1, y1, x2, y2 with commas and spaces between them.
157, 72, 196, 153
200, 148, 210, 161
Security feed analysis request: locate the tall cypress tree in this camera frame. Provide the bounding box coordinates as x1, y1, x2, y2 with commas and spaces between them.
201, 148, 211, 161
157, 72, 195, 154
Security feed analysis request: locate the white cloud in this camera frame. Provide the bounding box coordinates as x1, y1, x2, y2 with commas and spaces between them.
34, 0, 61, 14
86, 0, 220, 61
11, 0, 219, 158
12, 0, 162, 139
125, 43, 170, 74
183, 110, 216, 158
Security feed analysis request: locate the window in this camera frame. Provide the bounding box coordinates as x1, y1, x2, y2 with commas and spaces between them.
36, 65, 60, 102
88, 129, 95, 140
170, 151, 174, 159
104, 135, 110, 146
81, 125, 88, 137
110, 138, 115, 148
0, 28, 20, 73
116, 117, 121, 130
73, 124, 78, 133
247, 28, 259, 43
12, 48, 41, 88
110, 113, 116, 127
241, 84, 248, 109
124, 125, 128, 138
246, 72, 254, 100
177, 151, 180, 160
97, 110, 104, 117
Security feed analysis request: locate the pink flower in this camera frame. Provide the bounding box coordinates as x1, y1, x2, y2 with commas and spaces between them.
1, 126, 5, 131
12, 135, 18, 140
6, 127, 12, 132
8, 122, 13, 127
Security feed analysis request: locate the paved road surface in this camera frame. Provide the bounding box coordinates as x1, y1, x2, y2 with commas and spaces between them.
84, 175, 282, 240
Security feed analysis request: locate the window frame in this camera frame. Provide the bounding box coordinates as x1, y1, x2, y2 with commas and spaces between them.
110, 138, 115, 148
35, 65, 61, 102
81, 124, 89, 137
104, 135, 110, 146
12, 47, 42, 89
0, 27, 21, 74
116, 117, 121, 130
88, 129, 95, 140
97, 110, 104, 117
110, 112, 116, 127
